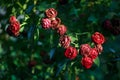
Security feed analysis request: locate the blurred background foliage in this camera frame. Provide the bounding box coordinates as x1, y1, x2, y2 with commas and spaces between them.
0, 0, 120, 80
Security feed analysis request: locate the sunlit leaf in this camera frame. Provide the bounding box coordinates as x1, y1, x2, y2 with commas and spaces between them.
94, 57, 100, 67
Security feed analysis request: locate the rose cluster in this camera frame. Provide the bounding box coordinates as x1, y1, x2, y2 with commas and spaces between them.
80, 32, 105, 69
6, 16, 20, 37
41, 8, 105, 69
41, 8, 67, 35
41, 8, 78, 60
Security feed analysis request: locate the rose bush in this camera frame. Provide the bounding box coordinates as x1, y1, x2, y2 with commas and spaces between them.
1, 0, 120, 80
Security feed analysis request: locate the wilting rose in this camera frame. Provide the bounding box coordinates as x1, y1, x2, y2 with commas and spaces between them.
89, 48, 98, 59
59, 35, 71, 48
103, 18, 120, 36
41, 18, 51, 29
7, 21, 20, 36
81, 56, 93, 69
45, 8, 57, 18
111, 17, 120, 27
80, 44, 91, 57
95, 44, 103, 54
57, 24, 67, 35
64, 46, 78, 59
92, 32, 105, 44
9, 16, 17, 23
111, 17, 120, 35
51, 18, 61, 29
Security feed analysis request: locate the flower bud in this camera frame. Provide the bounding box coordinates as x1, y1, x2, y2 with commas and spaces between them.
7, 21, 20, 36
64, 46, 78, 59
41, 18, 51, 29
45, 8, 57, 18
80, 44, 91, 57
92, 32, 105, 44
57, 24, 67, 35
59, 35, 71, 48
81, 56, 93, 69
9, 16, 17, 23
89, 48, 98, 59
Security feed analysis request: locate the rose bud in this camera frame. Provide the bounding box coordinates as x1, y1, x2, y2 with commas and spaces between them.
51, 18, 61, 29
7, 21, 20, 36
59, 35, 71, 48
95, 44, 103, 54
45, 8, 58, 19
91, 32, 105, 44
28, 60, 37, 68
57, 24, 67, 35
81, 56, 93, 69
9, 16, 17, 23
41, 18, 51, 29
80, 44, 91, 57
103, 19, 113, 30
64, 46, 78, 60
89, 48, 98, 59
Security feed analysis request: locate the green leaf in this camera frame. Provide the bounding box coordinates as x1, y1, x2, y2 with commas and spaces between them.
24, 15, 30, 21
49, 48, 55, 60
94, 57, 100, 67
36, 65, 42, 70
88, 15, 98, 23
11, 75, 16, 80
19, 26, 24, 32
20, 22, 27, 27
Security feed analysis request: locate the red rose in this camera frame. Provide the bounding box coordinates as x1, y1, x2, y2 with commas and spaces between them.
57, 24, 67, 35
95, 44, 103, 54
45, 8, 57, 18
64, 46, 78, 59
51, 18, 61, 29
81, 56, 93, 69
80, 44, 91, 57
9, 16, 17, 23
41, 18, 51, 29
89, 48, 98, 59
91, 32, 105, 44
59, 35, 71, 48
7, 21, 20, 36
